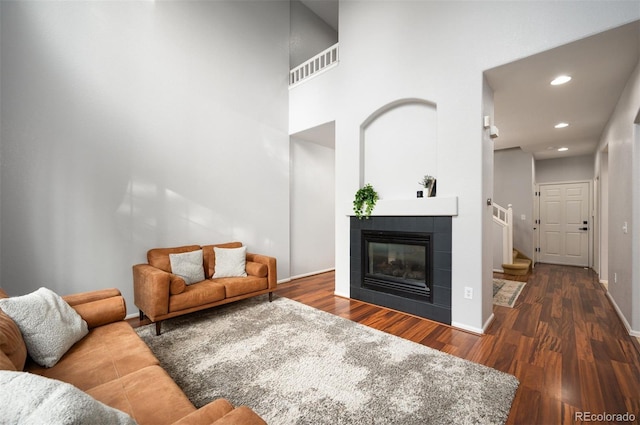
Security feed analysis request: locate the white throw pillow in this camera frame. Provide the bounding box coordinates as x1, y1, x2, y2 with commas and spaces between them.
0, 370, 136, 425
169, 249, 205, 285
213, 246, 248, 278
0, 287, 88, 368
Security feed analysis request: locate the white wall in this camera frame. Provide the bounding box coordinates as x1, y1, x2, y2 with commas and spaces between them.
481, 75, 495, 328
290, 136, 335, 278
595, 59, 640, 334
290, 1, 639, 332
494, 148, 535, 259
290, 0, 338, 69
634, 117, 640, 335
362, 101, 438, 199
0, 10, 2, 279
597, 151, 609, 281
535, 154, 595, 183
0, 1, 290, 313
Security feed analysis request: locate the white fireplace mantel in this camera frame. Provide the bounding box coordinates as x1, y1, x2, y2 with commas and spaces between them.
348, 196, 458, 217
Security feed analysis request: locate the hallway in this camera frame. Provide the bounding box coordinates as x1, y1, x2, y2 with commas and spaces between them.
275, 264, 640, 424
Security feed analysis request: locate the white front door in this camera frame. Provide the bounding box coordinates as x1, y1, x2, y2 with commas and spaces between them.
539, 182, 590, 267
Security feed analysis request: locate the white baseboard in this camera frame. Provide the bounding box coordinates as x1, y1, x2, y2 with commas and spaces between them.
334, 289, 350, 298
605, 291, 639, 337
600, 279, 608, 291
482, 313, 495, 333
451, 320, 485, 335
287, 268, 335, 282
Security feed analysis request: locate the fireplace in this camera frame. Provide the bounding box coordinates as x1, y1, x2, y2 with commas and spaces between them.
362, 230, 432, 302
350, 216, 451, 324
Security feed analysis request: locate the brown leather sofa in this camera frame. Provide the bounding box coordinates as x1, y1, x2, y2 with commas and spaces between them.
0, 287, 266, 425
133, 242, 277, 335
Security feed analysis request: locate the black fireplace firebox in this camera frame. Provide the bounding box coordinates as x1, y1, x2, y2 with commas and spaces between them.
350, 216, 452, 324
362, 230, 432, 302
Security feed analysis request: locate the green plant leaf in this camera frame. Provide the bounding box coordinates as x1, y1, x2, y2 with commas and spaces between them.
353, 183, 379, 219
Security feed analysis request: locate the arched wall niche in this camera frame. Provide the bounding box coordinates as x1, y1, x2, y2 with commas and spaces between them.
359, 98, 438, 200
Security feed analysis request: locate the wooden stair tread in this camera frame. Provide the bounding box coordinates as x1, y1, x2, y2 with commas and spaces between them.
514, 258, 531, 265
503, 262, 530, 269
503, 251, 532, 276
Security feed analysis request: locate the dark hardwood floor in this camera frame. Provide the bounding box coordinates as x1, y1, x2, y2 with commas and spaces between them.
275, 264, 640, 424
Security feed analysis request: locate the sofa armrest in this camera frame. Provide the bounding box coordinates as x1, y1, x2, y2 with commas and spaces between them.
171, 399, 266, 425
62, 289, 126, 329
63, 288, 121, 306
133, 264, 171, 320
246, 253, 277, 290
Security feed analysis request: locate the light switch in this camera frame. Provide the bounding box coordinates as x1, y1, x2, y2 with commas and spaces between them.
521, 214, 526, 221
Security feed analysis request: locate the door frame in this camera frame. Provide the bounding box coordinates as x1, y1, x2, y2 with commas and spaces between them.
534, 180, 593, 268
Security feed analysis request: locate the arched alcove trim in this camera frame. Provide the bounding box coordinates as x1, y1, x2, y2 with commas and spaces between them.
359, 98, 437, 186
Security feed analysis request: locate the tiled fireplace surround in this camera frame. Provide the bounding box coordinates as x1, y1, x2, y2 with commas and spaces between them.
350, 215, 452, 325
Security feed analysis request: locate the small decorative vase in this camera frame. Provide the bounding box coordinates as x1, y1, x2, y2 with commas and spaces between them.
417, 190, 424, 198
428, 180, 437, 197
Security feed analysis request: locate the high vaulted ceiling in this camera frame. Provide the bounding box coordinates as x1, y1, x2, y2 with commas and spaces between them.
486, 20, 640, 160
300, 0, 339, 31
297, 3, 639, 161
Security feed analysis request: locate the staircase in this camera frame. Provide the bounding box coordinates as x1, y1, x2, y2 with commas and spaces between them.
503, 248, 532, 276
492, 202, 531, 276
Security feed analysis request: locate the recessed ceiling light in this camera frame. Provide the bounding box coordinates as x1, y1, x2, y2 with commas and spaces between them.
555, 122, 569, 129
551, 75, 572, 85
558, 147, 569, 152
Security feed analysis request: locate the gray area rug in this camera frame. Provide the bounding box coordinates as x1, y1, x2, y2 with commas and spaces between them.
493, 279, 526, 308
136, 295, 519, 425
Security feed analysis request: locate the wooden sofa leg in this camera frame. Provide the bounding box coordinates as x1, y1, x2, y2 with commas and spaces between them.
155, 321, 162, 336
269, 292, 273, 302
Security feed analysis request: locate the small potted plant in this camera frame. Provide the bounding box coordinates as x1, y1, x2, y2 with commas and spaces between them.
353, 183, 379, 219
418, 175, 436, 197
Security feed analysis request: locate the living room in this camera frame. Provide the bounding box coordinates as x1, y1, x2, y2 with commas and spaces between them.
1, 1, 640, 423
2, 0, 639, 335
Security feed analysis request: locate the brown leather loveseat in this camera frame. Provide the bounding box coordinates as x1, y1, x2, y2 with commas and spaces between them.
133, 242, 277, 335
0, 287, 266, 425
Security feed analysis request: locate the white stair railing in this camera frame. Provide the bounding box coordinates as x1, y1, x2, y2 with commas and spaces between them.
289, 43, 339, 88
492, 202, 513, 265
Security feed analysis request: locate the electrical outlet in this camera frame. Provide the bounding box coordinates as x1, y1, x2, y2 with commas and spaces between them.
464, 287, 473, 299
614, 273, 617, 284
